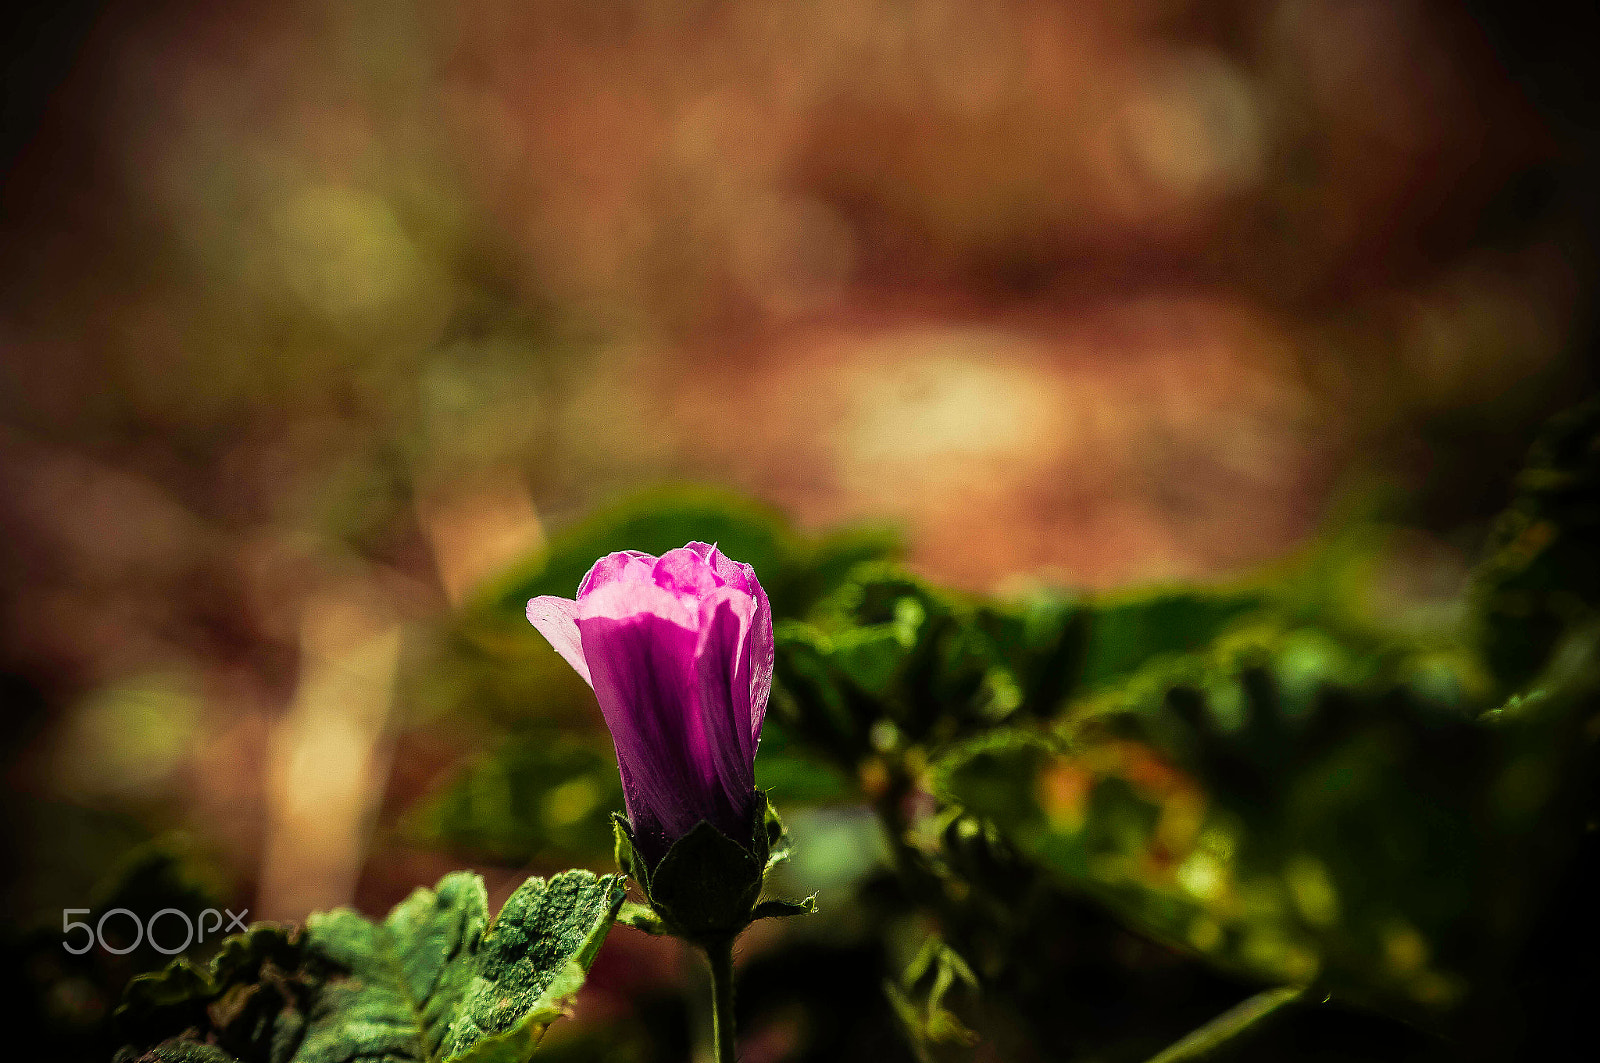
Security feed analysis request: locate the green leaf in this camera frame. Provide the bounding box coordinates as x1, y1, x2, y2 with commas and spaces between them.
116, 923, 309, 1063
753, 718, 855, 804
772, 569, 1061, 770
935, 613, 1600, 1031
614, 902, 667, 935
772, 568, 1267, 784
1141, 986, 1304, 1063
611, 813, 648, 896
762, 792, 792, 874
1473, 397, 1600, 694
1075, 589, 1266, 692
751, 895, 818, 920
886, 937, 980, 1063
973, 591, 1087, 719
118, 870, 625, 1063
406, 732, 623, 865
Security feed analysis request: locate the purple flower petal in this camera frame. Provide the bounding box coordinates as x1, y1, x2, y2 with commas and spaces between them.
697, 544, 775, 751
578, 574, 698, 629
653, 545, 723, 600
525, 595, 591, 687
579, 608, 708, 859
692, 586, 759, 804
577, 550, 656, 597
527, 541, 774, 862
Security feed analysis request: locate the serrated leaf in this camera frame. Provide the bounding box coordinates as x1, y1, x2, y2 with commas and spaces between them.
119, 871, 624, 1063
300, 869, 624, 1063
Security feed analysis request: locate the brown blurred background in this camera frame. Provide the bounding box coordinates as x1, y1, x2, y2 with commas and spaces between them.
1, 0, 1595, 998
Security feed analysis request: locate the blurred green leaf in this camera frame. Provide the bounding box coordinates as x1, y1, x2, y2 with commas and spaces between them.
754, 719, 855, 805
1075, 589, 1267, 693
935, 617, 1600, 1030
773, 569, 1063, 771
1473, 397, 1600, 694
406, 732, 622, 865
772, 567, 1273, 779
1140, 986, 1303, 1063
886, 936, 980, 1063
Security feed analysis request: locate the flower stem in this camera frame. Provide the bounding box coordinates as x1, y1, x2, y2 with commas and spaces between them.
704, 937, 737, 1063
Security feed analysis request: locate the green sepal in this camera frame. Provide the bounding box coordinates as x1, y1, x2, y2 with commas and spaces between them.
611, 813, 650, 896
761, 793, 791, 875
615, 792, 812, 945
752, 895, 818, 920
645, 820, 765, 945
616, 902, 668, 935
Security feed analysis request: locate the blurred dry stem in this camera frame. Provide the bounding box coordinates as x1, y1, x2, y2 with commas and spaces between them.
258, 588, 403, 920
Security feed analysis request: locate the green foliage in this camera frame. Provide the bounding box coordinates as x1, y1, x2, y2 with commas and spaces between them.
753, 718, 856, 805
0, 829, 235, 1063
933, 624, 1503, 1012
884, 938, 980, 1063
115, 925, 310, 1063
739, 399, 1600, 1059
405, 732, 622, 865
1073, 589, 1268, 693
927, 446, 1600, 1049
1473, 397, 1600, 693
771, 569, 1077, 774
115, 871, 625, 1063
149, 403, 1596, 1063
1140, 987, 1304, 1063
769, 564, 1279, 796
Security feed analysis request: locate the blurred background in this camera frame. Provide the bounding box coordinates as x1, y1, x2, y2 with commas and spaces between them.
3, 1, 1598, 1060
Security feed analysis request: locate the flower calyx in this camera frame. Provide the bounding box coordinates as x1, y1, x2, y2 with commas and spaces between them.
613, 791, 816, 945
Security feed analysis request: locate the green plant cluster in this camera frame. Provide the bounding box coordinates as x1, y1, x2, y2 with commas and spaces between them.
105, 400, 1600, 1062
114, 871, 624, 1063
